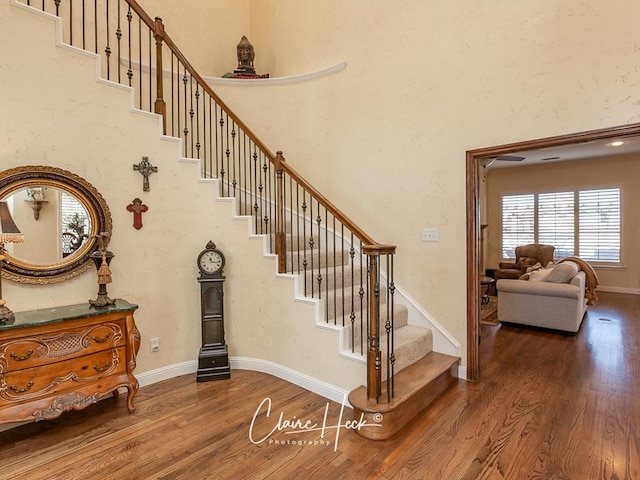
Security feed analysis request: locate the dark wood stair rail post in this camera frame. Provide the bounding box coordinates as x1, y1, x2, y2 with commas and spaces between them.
363, 244, 396, 400
152, 16, 167, 135
274, 151, 286, 274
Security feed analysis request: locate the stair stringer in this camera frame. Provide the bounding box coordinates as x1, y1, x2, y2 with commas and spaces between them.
221, 194, 447, 381
224, 191, 461, 376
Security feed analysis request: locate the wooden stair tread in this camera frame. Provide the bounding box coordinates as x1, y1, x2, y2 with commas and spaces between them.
349, 352, 459, 412
348, 352, 460, 440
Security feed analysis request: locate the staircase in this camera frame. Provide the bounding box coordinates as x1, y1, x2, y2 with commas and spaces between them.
12, 0, 461, 440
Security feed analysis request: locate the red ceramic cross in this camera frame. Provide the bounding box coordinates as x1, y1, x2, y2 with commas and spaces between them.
126, 198, 148, 230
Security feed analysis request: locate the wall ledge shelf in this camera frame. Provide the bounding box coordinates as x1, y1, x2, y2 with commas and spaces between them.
206, 61, 348, 87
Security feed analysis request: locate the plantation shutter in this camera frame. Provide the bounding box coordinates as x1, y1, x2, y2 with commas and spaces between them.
579, 188, 620, 262
501, 194, 534, 258
538, 191, 574, 258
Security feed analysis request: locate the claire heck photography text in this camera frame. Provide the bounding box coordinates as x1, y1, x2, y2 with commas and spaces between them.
249, 394, 382, 452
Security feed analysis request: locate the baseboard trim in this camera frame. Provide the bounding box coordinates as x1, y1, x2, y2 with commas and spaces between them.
230, 357, 350, 405
134, 356, 349, 405
136, 360, 198, 388
597, 286, 640, 295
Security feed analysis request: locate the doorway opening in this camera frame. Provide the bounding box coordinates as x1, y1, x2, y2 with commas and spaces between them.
465, 122, 640, 381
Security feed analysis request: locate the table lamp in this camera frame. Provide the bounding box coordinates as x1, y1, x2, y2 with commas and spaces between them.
0, 201, 24, 324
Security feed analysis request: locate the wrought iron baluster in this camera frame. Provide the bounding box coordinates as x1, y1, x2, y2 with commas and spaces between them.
169, 53, 174, 137
116, 0, 122, 82
242, 135, 249, 215
309, 200, 315, 298
68, 0, 72, 45
302, 192, 308, 296
214, 104, 221, 179
137, 18, 142, 108
207, 96, 213, 177
230, 120, 237, 195
182, 69, 188, 157
219, 112, 226, 194
188, 75, 194, 157
93, 0, 97, 54
252, 147, 259, 233
147, 27, 151, 111
105, 0, 111, 79
295, 184, 301, 274
360, 240, 366, 356
261, 154, 269, 241
83, 0, 87, 50
333, 218, 339, 325
388, 253, 396, 399
288, 176, 294, 274
340, 223, 346, 326
349, 234, 356, 351
194, 83, 201, 158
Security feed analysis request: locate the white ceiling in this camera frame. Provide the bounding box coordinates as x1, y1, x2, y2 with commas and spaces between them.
484, 134, 640, 169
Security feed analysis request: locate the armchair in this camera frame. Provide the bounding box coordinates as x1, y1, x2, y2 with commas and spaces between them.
494, 244, 555, 280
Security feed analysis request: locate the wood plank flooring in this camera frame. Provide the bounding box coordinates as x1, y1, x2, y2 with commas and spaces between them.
1, 291, 638, 479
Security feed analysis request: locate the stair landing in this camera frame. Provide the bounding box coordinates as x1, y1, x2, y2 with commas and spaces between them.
348, 352, 460, 440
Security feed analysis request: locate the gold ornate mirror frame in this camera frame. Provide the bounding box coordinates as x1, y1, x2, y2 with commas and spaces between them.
0, 165, 112, 284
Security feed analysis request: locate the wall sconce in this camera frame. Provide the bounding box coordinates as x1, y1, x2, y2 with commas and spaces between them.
25, 187, 47, 220
0, 201, 25, 324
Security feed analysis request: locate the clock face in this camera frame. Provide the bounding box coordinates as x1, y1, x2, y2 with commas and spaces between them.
198, 249, 224, 275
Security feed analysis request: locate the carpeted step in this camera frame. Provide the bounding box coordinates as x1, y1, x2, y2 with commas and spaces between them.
341, 303, 410, 352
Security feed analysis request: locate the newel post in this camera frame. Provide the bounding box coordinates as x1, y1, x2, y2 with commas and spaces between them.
363, 244, 396, 401
153, 17, 167, 134
274, 151, 286, 274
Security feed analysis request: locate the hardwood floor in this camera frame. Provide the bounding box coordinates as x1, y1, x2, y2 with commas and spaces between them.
1, 292, 638, 479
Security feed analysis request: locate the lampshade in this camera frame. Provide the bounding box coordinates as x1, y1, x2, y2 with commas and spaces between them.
0, 201, 24, 245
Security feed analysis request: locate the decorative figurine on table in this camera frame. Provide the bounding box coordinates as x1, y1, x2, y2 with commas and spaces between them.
222, 36, 270, 79
89, 232, 116, 307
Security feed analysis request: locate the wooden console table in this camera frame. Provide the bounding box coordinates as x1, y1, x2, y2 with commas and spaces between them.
0, 299, 140, 425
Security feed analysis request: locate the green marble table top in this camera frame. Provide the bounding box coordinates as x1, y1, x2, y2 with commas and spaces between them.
0, 299, 138, 331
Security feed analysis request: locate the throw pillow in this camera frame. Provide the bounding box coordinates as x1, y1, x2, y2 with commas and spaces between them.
544, 261, 579, 283
529, 268, 553, 282
526, 262, 542, 273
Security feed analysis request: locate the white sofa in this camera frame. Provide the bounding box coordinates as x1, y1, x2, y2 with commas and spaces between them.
496, 265, 588, 333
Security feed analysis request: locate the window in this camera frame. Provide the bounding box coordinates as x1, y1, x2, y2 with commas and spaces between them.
579, 189, 620, 262
501, 188, 620, 263
501, 194, 534, 258
538, 192, 574, 258
61, 192, 92, 249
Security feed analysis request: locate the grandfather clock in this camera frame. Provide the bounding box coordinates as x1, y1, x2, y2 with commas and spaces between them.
196, 241, 230, 381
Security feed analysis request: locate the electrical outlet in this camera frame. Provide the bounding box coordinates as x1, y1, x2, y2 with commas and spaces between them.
422, 228, 439, 242
150, 337, 160, 352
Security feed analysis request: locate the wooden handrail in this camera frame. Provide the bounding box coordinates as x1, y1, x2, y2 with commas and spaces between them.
121, 1, 396, 402
38, 0, 396, 400
125, 0, 277, 163
279, 161, 377, 247
125, 0, 381, 250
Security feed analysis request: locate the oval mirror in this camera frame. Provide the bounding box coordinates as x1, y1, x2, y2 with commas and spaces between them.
0, 166, 112, 284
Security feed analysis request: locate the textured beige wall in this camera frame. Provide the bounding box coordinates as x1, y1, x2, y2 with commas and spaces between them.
485, 155, 640, 292
0, 3, 364, 391
136, 0, 251, 77
3, 0, 640, 380
217, 0, 640, 360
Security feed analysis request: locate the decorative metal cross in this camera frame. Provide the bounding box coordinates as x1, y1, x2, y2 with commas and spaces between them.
126, 198, 148, 230
132, 156, 158, 192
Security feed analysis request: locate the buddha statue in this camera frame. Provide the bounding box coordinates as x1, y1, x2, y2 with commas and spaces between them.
235, 35, 256, 75
222, 36, 269, 79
